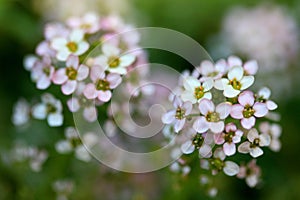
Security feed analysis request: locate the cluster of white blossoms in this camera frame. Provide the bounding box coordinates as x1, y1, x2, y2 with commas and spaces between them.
221, 5, 299, 71
162, 56, 281, 194
11, 12, 149, 173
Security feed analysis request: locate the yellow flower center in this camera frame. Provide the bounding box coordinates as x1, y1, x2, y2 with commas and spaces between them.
175, 107, 185, 120
67, 42, 78, 52
229, 78, 242, 90
206, 112, 220, 122
194, 86, 205, 100
66, 67, 77, 80
243, 105, 255, 118
108, 56, 120, 68
96, 79, 110, 91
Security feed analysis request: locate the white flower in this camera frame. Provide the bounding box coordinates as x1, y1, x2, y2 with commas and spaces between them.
237, 159, 261, 188
93, 43, 135, 75
199, 59, 228, 81
214, 65, 254, 98
257, 87, 278, 110
31, 93, 63, 127
181, 76, 213, 103
193, 99, 231, 133
238, 128, 270, 158
67, 12, 101, 34
162, 96, 193, 133
259, 122, 282, 152
12, 99, 30, 126
51, 29, 89, 61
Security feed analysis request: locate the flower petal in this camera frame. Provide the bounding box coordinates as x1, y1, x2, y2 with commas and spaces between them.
77, 65, 89, 81
228, 56, 242, 68
83, 84, 98, 99
258, 87, 271, 99
238, 91, 254, 106
37, 76, 51, 89
70, 29, 84, 42
98, 90, 112, 102
238, 142, 251, 154
244, 60, 258, 75
120, 55, 136, 67
266, 100, 278, 110
214, 78, 229, 90
228, 66, 243, 81
247, 128, 259, 142
223, 142, 236, 156
259, 133, 271, 146
224, 86, 240, 98
102, 43, 120, 56
47, 113, 63, 127
62, 80, 77, 95
53, 69, 68, 84
230, 104, 244, 119
253, 103, 268, 117
240, 76, 254, 90
223, 161, 239, 176
181, 140, 195, 154
76, 41, 89, 55
162, 110, 176, 124
32, 104, 47, 119
250, 147, 263, 158
182, 102, 193, 115
241, 117, 256, 129
83, 106, 98, 122
66, 55, 79, 68
199, 144, 212, 158
198, 99, 215, 115
202, 78, 214, 91
216, 102, 231, 119
174, 119, 185, 133
210, 121, 224, 133
67, 98, 80, 112
193, 117, 209, 133
107, 73, 122, 89
183, 76, 200, 91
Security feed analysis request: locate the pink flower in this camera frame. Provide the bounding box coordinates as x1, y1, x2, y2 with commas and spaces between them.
162, 96, 192, 133
237, 159, 261, 188
227, 56, 258, 75
67, 12, 101, 34
193, 99, 231, 133
83, 65, 122, 102
31, 56, 55, 90
53, 55, 89, 95
214, 123, 243, 156
199, 59, 228, 81
238, 128, 270, 158
230, 91, 268, 129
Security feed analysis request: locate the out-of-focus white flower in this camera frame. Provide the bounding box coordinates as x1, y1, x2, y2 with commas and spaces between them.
257, 87, 278, 110
221, 5, 299, 71
237, 159, 261, 188
67, 12, 101, 34
31, 93, 63, 127
259, 122, 282, 152
53, 179, 74, 200
12, 99, 30, 126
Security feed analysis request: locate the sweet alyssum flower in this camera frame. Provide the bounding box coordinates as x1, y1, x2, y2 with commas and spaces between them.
199, 59, 227, 81
53, 55, 89, 95
31, 93, 63, 127
259, 122, 282, 152
181, 76, 213, 103
93, 43, 136, 75
51, 29, 89, 61
193, 99, 231, 133
214, 123, 243, 156
83, 65, 122, 102
214, 65, 254, 98
257, 87, 278, 110
162, 96, 192, 133
12, 99, 30, 126
67, 12, 101, 34
231, 91, 268, 129
238, 128, 270, 158
237, 159, 261, 188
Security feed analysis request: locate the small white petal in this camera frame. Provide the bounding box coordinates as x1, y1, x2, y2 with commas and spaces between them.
47, 113, 63, 127
32, 104, 47, 119
240, 76, 254, 90
119, 55, 136, 67
247, 128, 259, 142
214, 78, 229, 90
259, 133, 271, 146
223, 161, 239, 176
250, 147, 263, 158
174, 119, 185, 133
228, 66, 243, 81
199, 144, 212, 158
181, 140, 195, 154
238, 142, 251, 154
224, 86, 240, 98
193, 117, 209, 133
162, 110, 176, 124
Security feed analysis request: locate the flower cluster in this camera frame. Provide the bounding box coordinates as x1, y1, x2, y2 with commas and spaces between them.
162, 56, 281, 193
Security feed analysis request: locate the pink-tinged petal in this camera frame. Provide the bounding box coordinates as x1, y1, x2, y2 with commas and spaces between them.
246, 175, 259, 188
240, 76, 254, 90
258, 87, 271, 99
119, 55, 136, 67
253, 103, 268, 117
47, 113, 63, 127
83, 106, 98, 122
77, 65, 89, 81
210, 121, 224, 133
200, 60, 214, 75
230, 104, 244, 119
250, 147, 263, 158
241, 117, 256, 129
215, 59, 228, 74
173, 96, 182, 108
271, 124, 282, 138
174, 119, 185, 133
225, 123, 237, 132
193, 117, 209, 133
228, 56, 242, 68
67, 98, 80, 112
247, 128, 259, 142
238, 91, 254, 106
198, 99, 215, 115
202, 78, 214, 91
98, 90, 112, 102
214, 133, 225, 144
266, 100, 278, 110
270, 139, 281, 152
216, 102, 231, 119
62, 80, 77, 95
108, 66, 127, 75
223, 142, 236, 156
259, 133, 271, 146
51, 38, 67, 50
224, 86, 240, 98
53, 69, 68, 84
232, 130, 243, 143
228, 66, 243, 81
199, 144, 212, 158
83, 83, 98, 99
214, 78, 229, 90
223, 161, 239, 176
56, 48, 70, 61
238, 142, 251, 154
102, 43, 120, 56
107, 73, 122, 89
66, 55, 79, 68
244, 60, 258, 75
37, 76, 51, 89
181, 140, 195, 154
162, 110, 176, 124
90, 65, 105, 81
70, 29, 84, 42
182, 102, 193, 115
76, 41, 89, 55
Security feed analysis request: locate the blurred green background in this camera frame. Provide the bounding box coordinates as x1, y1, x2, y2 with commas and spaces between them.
1, 0, 300, 199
